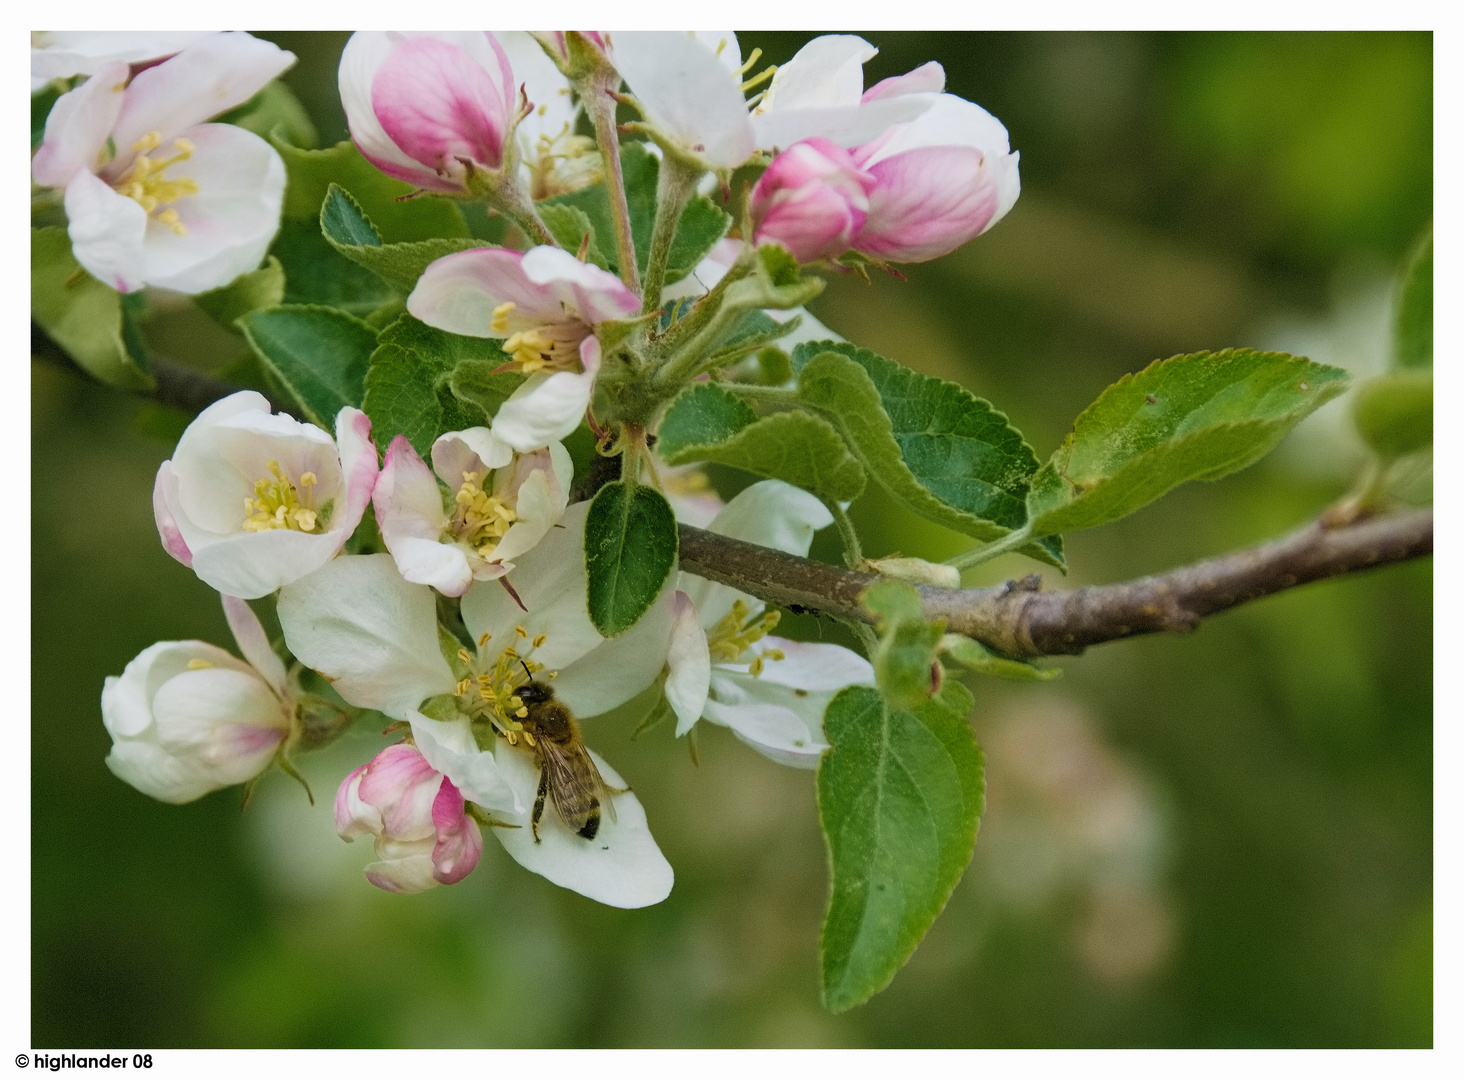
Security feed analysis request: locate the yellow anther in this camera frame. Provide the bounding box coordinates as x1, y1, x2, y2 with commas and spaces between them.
506, 730, 518, 745
503, 647, 518, 660
706, 598, 783, 665
240, 460, 321, 533
114, 133, 199, 234
515, 625, 529, 639
749, 655, 764, 677
522, 730, 537, 747
502, 328, 554, 372
548, 671, 558, 679
456, 679, 471, 696
532, 634, 547, 648
299, 471, 317, 487
458, 648, 473, 664
490, 301, 517, 334
478, 632, 491, 647
187, 658, 214, 670
450, 470, 517, 560
132, 131, 162, 153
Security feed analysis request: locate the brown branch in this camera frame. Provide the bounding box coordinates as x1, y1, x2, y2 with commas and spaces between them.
678, 508, 1433, 659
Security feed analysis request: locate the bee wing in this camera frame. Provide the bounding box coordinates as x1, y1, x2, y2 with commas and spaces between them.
585, 752, 618, 826
540, 740, 606, 832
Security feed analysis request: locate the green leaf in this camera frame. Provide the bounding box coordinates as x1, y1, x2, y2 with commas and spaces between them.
319, 184, 483, 295
791, 343, 1061, 567
272, 219, 396, 315
32, 84, 61, 151
757, 347, 793, 386
1394, 228, 1432, 370
361, 316, 514, 456
274, 138, 468, 242
193, 257, 286, 329
940, 634, 1060, 682
537, 203, 609, 269
218, 81, 318, 148
758, 242, 801, 288
240, 306, 378, 428
448, 360, 526, 423
131, 401, 193, 444
1026, 349, 1351, 537
30, 226, 152, 389
542, 143, 729, 285
657, 384, 866, 502
1353, 370, 1433, 460
818, 682, 984, 1012
863, 581, 945, 710
584, 481, 678, 637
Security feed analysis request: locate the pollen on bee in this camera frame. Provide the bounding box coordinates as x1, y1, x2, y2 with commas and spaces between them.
516, 706, 529, 718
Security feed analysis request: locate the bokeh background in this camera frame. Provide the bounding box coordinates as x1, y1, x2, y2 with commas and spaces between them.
32, 31, 1432, 1047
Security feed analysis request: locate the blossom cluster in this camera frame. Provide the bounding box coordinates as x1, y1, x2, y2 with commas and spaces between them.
51, 31, 1022, 907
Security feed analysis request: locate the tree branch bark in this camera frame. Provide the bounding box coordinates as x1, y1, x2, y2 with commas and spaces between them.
679, 508, 1432, 659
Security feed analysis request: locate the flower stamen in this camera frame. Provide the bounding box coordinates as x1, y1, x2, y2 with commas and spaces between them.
114, 130, 199, 235
241, 460, 321, 533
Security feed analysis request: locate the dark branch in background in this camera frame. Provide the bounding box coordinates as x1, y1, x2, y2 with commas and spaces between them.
45, 321, 1430, 660
31, 323, 284, 415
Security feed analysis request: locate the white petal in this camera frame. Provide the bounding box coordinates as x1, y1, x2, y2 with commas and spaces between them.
363, 840, 440, 893
221, 594, 288, 697
31, 31, 211, 82
520, 246, 640, 325
62, 168, 149, 293
101, 640, 250, 739
492, 744, 673, 908
105, 739, 219, 805
750, 94, 931, 154
277, 553, 455, 717
553, 584, 674, 719
391, 536, 475, 598
486, 464, 560, 566
135, 123, 286, 295
432, 426, 514, 478
150, 667, 288, 783
762, 35, 875, 112
188, 529, 349, 601
408, 711, 522, 815
611, 32, 755, 168
489, 336, 599, 452
31, 60, 127, 189
665, 592, 711, 737
703, 669, 830, 769
109, 31, 295, 156
753, 636, 876, 692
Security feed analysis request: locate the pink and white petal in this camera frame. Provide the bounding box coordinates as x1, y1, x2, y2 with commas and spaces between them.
408, 711, 522, 815
63, 168, 149, 293
492, 744, 673, 908
458, 502, 602, 674
221, 594, 288, 697
375, 434, 444, 546
31, 32, 211, 82
153, 462, 193, 567
335, 765, 377, 839
338, 32, 450, 191
432, 427, 513, 480
519, 246, 640, 325
188, 528, 347, 600
763, 35, 876, 111
858, 146, 1000, 263
31, 60, 127, 188
857, 93, 1012, 166
363, 838, 440, 893
488, 466, 558, 566
150, 667, 287, 782
553, 583, 674, 719
665, 592, 711, 737
135, 124, 286, 294
862, 61, 946, 102
105, 739, 219, 805
703, 669, 832, 768
276, 553, 456, 717
750, 94, 931, 154
371, 36, 508, 174
109, 32, 295, 159
610, 32, 755, 168
408, 247, 563, 338
102, 641, 251, 740
392, 536, 475, 597
430, 778, 483, 884
490, 336, 599, 452
357, 744, 440, 840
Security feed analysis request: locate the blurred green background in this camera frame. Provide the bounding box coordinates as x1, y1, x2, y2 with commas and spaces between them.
32, 31, 1432, 1046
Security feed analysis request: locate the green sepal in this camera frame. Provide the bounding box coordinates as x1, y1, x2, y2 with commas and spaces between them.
537, 203, 610, 269
863, 581, 946, 711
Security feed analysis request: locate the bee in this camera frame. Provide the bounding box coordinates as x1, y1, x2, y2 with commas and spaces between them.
515, 675, 625, 842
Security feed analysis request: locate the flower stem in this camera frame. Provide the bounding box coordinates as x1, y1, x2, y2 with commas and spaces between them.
824, 497, 864, 571
641, 155, 701, 315
942, 524, 1036, 571
586, 71, 641, 293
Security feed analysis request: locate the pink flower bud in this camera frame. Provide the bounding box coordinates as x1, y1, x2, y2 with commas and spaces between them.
336, 743, 483, 893
750, 138, 876, 264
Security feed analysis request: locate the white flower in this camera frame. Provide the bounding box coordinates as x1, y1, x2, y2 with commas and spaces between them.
373, 427, 573, 596
152, 391, 379, 601
664, 480, 875, 767
102, 595, 293, 804
277, 503, 676, 907
608, 32, 931, 169
407, 245, 639, 450
31, 32, 293, 294
31, 31, 211, 89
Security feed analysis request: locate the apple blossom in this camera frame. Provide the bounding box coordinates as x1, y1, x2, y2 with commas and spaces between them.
277, 504, 676, 907
407, 245, 639, 450
664, 481, 875, 768
31, 32, 293, 293
31, 31, 211, 88
336, 743, 482, 893
373, 427, 573, 596
102, 595, 293, 804
750, 137, 875, 263
152, 391, 378, 601
609, 32, 932, 170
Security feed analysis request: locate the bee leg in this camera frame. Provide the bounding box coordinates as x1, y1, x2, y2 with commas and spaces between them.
532, 764, 548, 844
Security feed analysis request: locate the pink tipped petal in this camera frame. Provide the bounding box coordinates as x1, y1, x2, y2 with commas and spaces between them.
109, 32, 295, 160
335, 765, 373, 838
340, 32, 454, 191
519, 247, 641, 325
31, 60, 128, 189
857, 145, 999, 263
334, 406, 380, 541
220, 594, 288, 697
666, 592, 712, 737
862, 61, 946, 102
374, 434, 444, 544
152, 462, 193, 567
371, 37, 509, 177
430, 778, 483, 885
358, 744, 441, 840
408, 247, 564, 337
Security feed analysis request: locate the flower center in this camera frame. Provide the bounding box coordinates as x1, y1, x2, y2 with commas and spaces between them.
528, 121, 601, 200
114, 131, 199, 236
450, 470, 517, 560
241, 462, 320, 533
490, 303, 586, 374
706, 599, 785, 676
452, 627, 557, 742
